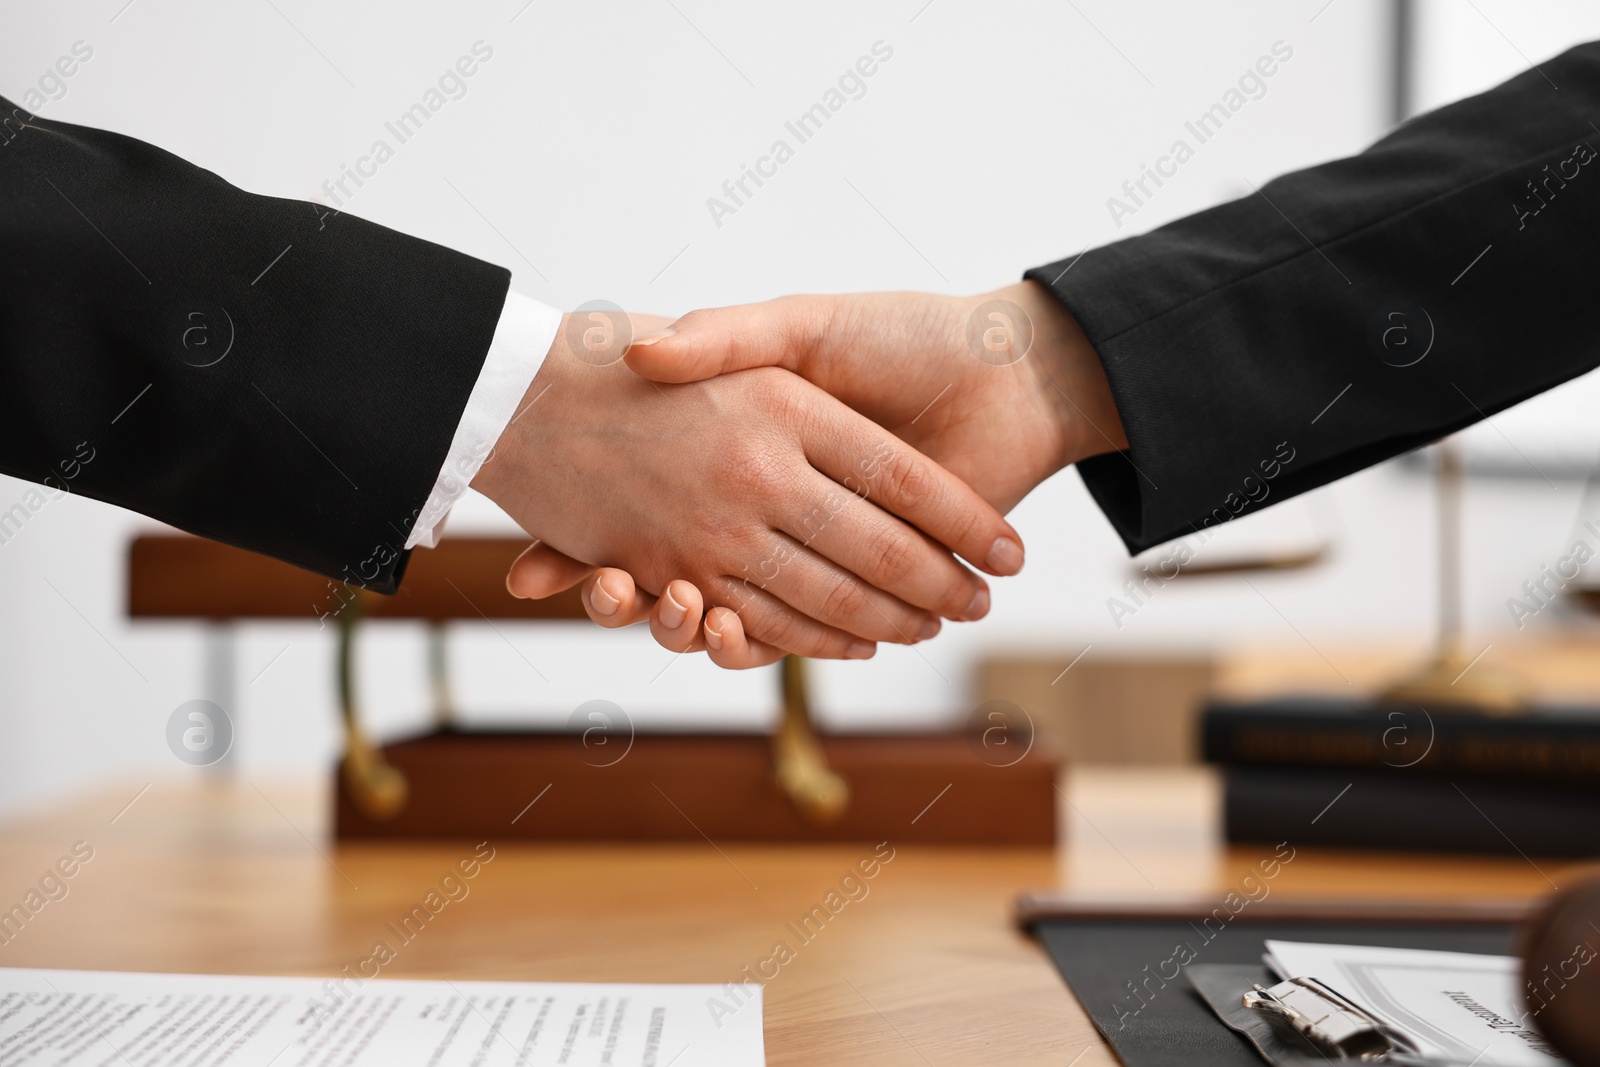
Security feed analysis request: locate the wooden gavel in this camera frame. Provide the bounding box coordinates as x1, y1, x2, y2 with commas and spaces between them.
1523, 876, 1600, 1066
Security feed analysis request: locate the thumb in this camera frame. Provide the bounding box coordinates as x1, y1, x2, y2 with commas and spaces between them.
506, 541, 597, 600
624, 296, 831, 383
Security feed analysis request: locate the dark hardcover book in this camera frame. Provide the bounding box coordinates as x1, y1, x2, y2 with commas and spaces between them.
1203, 697, 1600, 784
1223, 765, 1600, 856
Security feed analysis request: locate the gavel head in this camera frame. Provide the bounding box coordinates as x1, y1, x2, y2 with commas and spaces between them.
1521, 874, 1600, 1066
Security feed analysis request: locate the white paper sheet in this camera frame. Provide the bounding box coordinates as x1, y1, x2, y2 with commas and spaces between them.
1265, 940, 1563, 1067
0, 967, 764, 1067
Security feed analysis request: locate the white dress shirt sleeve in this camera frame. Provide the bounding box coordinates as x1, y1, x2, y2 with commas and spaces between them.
405, 288, 563, 549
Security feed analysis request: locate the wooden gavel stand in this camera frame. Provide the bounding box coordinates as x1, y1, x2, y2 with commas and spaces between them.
128, 535, 1056, 843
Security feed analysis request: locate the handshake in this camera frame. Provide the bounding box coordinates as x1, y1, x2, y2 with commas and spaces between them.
469, 282, 1128, 670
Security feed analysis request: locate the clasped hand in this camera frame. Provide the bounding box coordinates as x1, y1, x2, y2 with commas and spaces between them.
470, 281, 1125, 669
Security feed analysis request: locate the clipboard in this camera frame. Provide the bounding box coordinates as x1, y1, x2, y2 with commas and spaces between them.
1014, 895, 1534, 1067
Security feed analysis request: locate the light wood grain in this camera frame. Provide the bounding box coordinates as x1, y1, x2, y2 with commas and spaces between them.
0, 769, 1583, 1065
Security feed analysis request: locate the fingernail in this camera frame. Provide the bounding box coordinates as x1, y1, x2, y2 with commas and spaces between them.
986, 536, 1024, 575
846, 640, 876, 660
918, 617, 941, 641
660, 584, 688, 629
963, 586, 990, 621
630, 328, 676, 348
590, 577, 620, 616
704, 619, 724, 651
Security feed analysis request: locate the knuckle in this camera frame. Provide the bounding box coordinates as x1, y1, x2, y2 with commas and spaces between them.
873, 450, 937, 513
819, 577, 872, 627
673, 307, 720, 336
725, 446, 790, 499
713, 573, 762, 614
751, 607, 804, 653
743, 368, 809, 428
670, 308, 729, 368
771, 294, 834, 357
754, 608, 838, 659
867, 527, 920, 588
937, 571, 978, 617
947, 500, 985, 548
797, 629, 848, 659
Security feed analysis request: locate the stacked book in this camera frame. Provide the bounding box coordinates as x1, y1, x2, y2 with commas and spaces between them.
1205, 697, 1600, 856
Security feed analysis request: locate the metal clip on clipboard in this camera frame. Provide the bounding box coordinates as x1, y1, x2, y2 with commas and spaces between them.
1187, 965, 1432, 1067
1242, 977, 1413, 1061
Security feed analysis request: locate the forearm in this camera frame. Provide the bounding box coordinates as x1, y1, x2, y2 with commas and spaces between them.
0, 94, 508, 590
1027, 42, 1600, 553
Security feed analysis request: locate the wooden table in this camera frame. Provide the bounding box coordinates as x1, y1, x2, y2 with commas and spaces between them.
0, 768, 1583, 1065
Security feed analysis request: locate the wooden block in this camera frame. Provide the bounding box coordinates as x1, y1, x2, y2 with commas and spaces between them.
335, 730, 1057, 844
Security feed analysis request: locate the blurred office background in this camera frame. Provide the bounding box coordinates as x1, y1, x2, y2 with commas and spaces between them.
3, 0, 1599, 815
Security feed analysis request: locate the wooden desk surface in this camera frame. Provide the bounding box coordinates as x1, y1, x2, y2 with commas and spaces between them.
0, 768, 1586, 1065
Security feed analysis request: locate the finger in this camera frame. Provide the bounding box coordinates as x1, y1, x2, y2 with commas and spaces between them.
707, 577, 877, 661
736, 529, 937, 645
650, 579, 707, 654
788, 470, 991, 622
803, 397, 1026, 577
703, 607, 787, 670
584, 569, 658, 630
625, 296, 829, 383
506, 541, 598, 599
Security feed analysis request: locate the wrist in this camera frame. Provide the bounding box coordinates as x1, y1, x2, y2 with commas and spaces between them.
993, 280, 1127, 471
469, 317, 568, 523
471, 308, 671, 533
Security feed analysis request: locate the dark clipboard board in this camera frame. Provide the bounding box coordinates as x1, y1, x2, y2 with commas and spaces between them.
1014, 895, 1535, 1067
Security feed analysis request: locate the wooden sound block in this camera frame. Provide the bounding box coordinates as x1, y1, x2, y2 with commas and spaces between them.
334, 730, 1058, 845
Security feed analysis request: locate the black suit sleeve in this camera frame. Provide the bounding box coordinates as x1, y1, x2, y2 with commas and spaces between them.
1027, 42, 1600, 555
0, 94, 511, 592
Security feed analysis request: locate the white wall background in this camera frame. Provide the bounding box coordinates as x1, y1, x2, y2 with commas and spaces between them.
2, 0, 1597, 816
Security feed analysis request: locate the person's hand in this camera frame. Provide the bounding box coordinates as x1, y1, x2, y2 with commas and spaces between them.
504, 282, 1126, 662
626, 281, 1124, 512
472, 310, 1027, 668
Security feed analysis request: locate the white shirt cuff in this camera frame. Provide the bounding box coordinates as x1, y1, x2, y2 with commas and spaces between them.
406, 289, 563, 549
